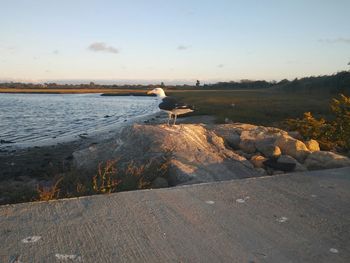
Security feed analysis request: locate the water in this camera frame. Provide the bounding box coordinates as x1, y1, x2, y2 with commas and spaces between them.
0, 93, 158, 148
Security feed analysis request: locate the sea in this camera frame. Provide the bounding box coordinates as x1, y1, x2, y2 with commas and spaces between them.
0, 93, 159, 149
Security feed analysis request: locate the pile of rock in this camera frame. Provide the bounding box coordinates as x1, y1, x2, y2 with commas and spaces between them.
73, 123, 350, 188
213, 123, 350, 175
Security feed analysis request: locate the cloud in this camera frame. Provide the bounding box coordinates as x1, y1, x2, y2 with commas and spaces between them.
217, 64, 224, 68
318, 37, 350, 44
88, 42, 119, 54
177, 45, 190, 50
53, 49, 59, 55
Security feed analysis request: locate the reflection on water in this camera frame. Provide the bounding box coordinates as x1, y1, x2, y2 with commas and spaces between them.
0, 93, 158, 147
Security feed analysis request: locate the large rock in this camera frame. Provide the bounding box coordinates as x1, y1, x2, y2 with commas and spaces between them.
256, 141, 281, 158
231, 124, 287, 155
81, 124, 258, 185
304, 151, 350, 170
275, 135, 310, 163
212, 125, 241, 149
278, 155, 307, 172
263, 158, 296, 172
305, 139, 320, 152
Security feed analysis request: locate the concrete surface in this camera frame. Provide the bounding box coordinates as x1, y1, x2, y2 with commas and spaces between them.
1, 168, 349, 263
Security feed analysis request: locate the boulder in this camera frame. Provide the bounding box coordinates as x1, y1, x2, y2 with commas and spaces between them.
263, 158, 296, 172
304, 151, 350, 170
275, 135, 310, 163
305, 139, 320, 152
250, 155, 268, 168
278, 155, 298, 164
212, 125, 241, 149
278, 155, 307, 172
256, 142, 281, 158
232, 125, 287, 154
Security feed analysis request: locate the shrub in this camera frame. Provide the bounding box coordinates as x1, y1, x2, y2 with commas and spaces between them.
286, 94, 350, 152
330, 94, 350, 150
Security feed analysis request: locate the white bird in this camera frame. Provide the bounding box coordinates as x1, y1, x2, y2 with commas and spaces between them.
147, 88, 194, 125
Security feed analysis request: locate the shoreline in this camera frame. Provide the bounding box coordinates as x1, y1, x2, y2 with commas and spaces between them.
0, 111, 164, 204
0, 113, 216, 205
0, 109, 159, 151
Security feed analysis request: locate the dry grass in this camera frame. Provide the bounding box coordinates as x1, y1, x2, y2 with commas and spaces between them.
36, 177, 63, 201
31, 155, 172, 203
92, 160, 121, 194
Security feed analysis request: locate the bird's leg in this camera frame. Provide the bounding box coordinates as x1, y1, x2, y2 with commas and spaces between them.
167, 113, 172, 126
173, 114, 177, 125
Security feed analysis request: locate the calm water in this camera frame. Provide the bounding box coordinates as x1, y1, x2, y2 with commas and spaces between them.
0, 93, 158, 148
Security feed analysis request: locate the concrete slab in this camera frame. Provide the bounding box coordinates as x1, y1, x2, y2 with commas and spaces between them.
1, 168, 349, 263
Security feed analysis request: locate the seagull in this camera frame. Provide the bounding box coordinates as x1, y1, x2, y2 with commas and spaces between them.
147, 88, 194, 125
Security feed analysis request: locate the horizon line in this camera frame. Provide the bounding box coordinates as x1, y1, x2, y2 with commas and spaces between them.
0, 70, 348, 86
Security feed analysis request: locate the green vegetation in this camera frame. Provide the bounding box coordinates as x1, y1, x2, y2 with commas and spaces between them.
1, 71, 348, 127
286, 94, 350, 152
171, 89, 332, 126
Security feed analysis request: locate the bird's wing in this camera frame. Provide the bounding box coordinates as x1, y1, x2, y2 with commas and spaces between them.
159, 97, 193, 111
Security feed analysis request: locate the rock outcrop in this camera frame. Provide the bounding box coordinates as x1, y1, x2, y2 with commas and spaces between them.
73, 123, 350, 187
74, 124, 259, 186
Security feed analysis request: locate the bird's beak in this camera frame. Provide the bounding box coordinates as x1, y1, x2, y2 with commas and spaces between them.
147, 90, 153, 95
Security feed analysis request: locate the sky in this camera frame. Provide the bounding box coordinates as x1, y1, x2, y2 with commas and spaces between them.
0, 0, 349, 84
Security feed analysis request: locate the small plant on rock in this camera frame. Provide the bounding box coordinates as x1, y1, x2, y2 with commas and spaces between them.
92, 160, 121, 194
36, 177, 63, 201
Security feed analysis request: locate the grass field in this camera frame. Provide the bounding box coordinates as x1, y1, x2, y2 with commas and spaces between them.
0, 87, 333, 127
168, 89, 333, 127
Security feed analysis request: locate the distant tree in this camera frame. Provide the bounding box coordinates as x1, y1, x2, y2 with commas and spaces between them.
160, 82, 165, 88
90, 82, 95, 86
196, 80, 200, 87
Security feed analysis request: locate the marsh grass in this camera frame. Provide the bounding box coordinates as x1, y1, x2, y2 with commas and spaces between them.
169, 90, 332, 126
